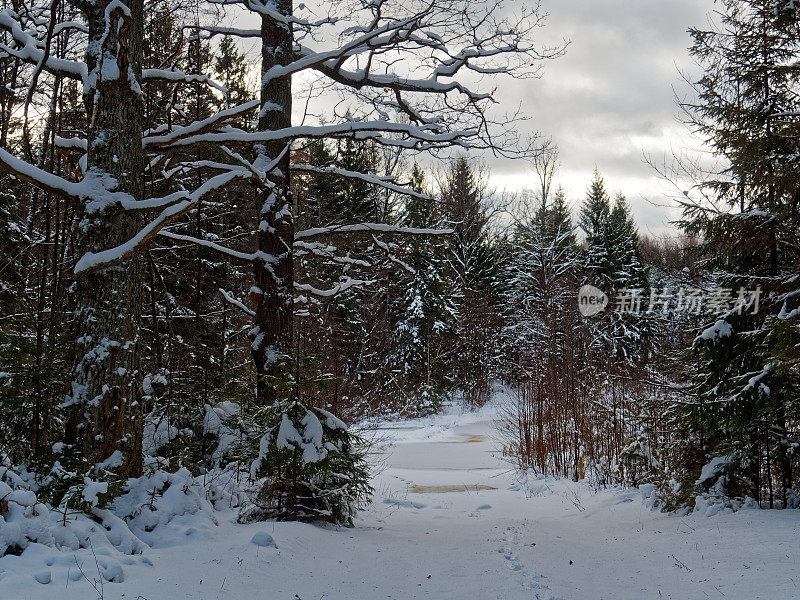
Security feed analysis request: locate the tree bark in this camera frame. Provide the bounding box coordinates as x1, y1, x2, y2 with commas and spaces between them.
251, 0, 294, 407
68, 0, 145, 479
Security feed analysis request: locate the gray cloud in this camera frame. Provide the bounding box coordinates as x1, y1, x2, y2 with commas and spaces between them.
485, 0, 717, 236
258, 0, 718, 235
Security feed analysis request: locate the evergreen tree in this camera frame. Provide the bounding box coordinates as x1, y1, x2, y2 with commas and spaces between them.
333, 138, 380, 223
502, 182, 587, 476
395, 164, 456, 414
674, 0, 800, 508
137, 16, 255, 472
505, 187, 579, 374
580, 169, 613, 289
441, 158, 502, 405
607, 194, 649, 292
579, 172, 649, 362
539, 187, 576, 252
294, 137, 382, 418
214, 35, 252, 110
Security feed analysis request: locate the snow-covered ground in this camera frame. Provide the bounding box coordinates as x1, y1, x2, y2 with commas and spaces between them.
3, 399, 798, 600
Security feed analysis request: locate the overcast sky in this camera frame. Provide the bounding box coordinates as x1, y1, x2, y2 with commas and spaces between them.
235, 0, 719, 236
484, 0, 717, 236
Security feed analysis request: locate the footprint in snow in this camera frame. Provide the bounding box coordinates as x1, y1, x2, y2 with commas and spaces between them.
33, 571, 51, 585
497, 528, 558, 599
383, 497, 427, 510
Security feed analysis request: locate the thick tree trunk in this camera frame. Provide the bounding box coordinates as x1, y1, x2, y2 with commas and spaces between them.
68, 0, 145, 480
251, 0, 294, 407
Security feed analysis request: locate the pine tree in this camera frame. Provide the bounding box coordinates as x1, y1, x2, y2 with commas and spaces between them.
607, 194, 648, 292
579, 172, 649, 362
674, 0, 800, 507
333, 138, 380, 223
395, 164, 456, 414
580, 169, 613, 289
505, 187, 579, 374
441, 158, 502, 405
214, 35, 252, 110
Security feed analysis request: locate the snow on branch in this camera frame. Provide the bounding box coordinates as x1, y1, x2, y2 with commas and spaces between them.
257, 13, 429, 90
159, 230, 255, 262
183, 24, 261, 38
295, 277, 374, 298
295, 223, 453, 240
312, 59, 492, 103
219, 288, 256, 316
142, 68, 228, 94
74, 170, 251, 274
0, 147, 82, 198
146, 119, 476, 150
207, 0, 338, 29
291, 164, 428, 199
294, 240, 372, 268
144, 99, 260, 148
54, 136, 88, 152
0, 9, 87, 82
371, 234, 415, 275
0, 147, 206, 212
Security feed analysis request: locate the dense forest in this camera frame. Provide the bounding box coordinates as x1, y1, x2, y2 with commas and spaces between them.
0, 0, 799, 586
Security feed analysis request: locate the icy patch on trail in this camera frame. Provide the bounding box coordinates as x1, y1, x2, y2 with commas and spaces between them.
362, 395, 502, 445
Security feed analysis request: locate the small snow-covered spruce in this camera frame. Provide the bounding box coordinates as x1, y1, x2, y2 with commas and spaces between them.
239, 401, 372, 526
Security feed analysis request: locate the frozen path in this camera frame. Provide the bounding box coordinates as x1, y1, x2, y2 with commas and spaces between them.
372, 408, 559, 598
6, 401, 799, 599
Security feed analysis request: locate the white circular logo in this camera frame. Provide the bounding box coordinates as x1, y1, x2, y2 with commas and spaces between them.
578, 285, 608, 317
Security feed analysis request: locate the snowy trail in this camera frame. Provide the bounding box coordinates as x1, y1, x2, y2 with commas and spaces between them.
5, 401, 799, 599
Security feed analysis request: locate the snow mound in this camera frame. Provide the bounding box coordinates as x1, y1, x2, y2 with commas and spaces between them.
0, 460, 219, 587
692, 478, 760, 517
693, 492, 760, 517
250, 531, 277, 548
112, 463, 218, 547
